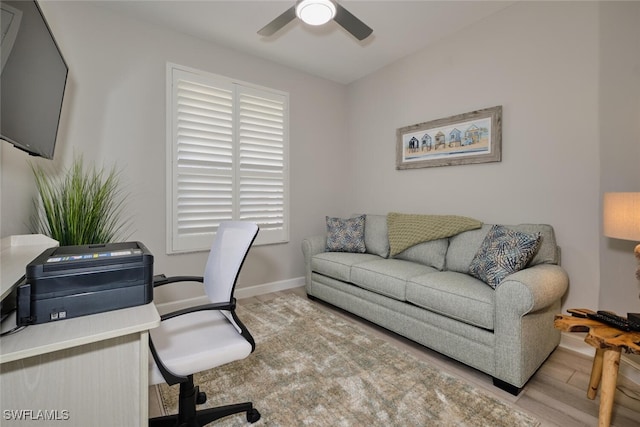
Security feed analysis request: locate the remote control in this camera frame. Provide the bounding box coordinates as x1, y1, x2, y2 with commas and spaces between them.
599, 311, 633, 330
599, 310, 640, 331
586, 311, 631, 331
585, 310, 640, 332
567, 308, 595, 318
625, 316, 640, 332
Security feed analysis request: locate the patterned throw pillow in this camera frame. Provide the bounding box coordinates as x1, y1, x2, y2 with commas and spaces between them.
326, 215, 366, 253
469, 225, 542, 289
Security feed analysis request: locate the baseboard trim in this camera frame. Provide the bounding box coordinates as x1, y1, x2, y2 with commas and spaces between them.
235, 277, 305, 299
559, 331, 640, 386
155, 277, 305, 313
559, 331, 594, 357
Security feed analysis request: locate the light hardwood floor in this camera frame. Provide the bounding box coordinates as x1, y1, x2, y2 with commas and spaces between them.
149, 287, 640, 426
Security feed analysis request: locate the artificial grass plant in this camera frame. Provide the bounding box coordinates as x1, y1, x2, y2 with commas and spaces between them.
30, 156, 131, 245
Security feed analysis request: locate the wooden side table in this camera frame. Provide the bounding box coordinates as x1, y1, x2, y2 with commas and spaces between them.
554, 314, 640, 427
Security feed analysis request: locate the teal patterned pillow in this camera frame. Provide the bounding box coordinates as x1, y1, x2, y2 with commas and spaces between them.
326, 215, 366, 253
469, 225, 541, 289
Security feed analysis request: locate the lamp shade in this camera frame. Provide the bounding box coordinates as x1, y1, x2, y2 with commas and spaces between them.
603, 192, 640, 241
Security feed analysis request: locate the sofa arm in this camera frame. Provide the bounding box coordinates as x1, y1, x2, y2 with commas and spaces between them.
301, 235, 327, 289
495, 264, 569, 315
493, 263, 568, 388
302, 234, 327, 259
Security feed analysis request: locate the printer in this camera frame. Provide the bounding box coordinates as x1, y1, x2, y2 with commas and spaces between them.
17, 241, 153, 326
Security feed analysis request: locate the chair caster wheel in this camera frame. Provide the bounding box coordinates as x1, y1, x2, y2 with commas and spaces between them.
247, 408, 261, 423
196, 391, 206, 405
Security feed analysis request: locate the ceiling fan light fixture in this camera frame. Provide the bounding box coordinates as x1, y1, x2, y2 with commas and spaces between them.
295, 0, 336, 26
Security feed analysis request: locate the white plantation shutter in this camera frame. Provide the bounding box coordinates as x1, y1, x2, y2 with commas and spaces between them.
238, 88, 286, 242
167, 65, 289, 253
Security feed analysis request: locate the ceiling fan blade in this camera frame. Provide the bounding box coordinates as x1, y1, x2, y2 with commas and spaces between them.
258, 6, 297, 37
333, 3, 373, 41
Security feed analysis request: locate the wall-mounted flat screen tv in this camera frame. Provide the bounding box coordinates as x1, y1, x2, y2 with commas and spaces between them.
1, 0, 68, 159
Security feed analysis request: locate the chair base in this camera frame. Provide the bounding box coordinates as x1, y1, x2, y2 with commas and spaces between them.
150, 376, 260, 426
149, 403, 260, 427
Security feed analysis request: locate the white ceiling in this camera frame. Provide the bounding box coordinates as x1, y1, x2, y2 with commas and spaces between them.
96, 1, 516, 84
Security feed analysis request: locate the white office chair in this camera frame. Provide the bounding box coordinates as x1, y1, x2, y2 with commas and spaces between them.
149, 221, 261, 426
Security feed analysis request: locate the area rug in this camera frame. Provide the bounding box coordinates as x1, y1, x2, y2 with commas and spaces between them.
157, 294, 540, 426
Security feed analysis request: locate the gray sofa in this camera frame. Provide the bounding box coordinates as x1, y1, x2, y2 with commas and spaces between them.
301, 214, 569, 394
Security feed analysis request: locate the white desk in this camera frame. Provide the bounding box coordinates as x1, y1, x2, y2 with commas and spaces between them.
0, 235, 160, 426
0, 234, 58, 301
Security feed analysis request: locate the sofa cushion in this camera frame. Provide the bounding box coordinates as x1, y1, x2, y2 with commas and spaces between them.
469, 225, 541, 289
312, 252, 380, 283
326, 215, 366, 253
364, 214, 389, 258
406, 271, 495, 330
393, 238, 448, 270
446, 224, 559, 273
351, 259, 438, 301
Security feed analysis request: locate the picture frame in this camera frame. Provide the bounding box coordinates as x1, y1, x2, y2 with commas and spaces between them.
396, 106, 502, 169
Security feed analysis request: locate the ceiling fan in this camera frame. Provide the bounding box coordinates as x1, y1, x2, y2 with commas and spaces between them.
258, 0, 373, 41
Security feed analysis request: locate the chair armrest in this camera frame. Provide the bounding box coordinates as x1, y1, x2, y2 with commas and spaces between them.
153, 274, 204, 287
495, 264, 569, 316
160, 300, 236, 321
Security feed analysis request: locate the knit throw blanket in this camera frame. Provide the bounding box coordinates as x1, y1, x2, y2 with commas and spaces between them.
387, 212, 483, 256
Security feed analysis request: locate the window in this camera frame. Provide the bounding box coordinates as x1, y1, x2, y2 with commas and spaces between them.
167, 64, 289, 253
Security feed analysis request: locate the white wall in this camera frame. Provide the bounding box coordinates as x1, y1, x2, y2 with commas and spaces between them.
346, 1, 613, 313
598, 1, 640, 314
0, 1, 350, 302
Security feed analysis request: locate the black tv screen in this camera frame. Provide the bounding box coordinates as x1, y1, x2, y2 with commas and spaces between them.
1, 0, 68, 159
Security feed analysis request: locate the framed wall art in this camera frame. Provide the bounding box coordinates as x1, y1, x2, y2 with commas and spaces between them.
396, 106, 502, 169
